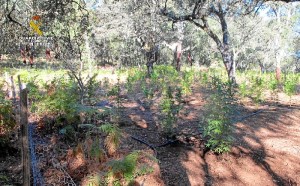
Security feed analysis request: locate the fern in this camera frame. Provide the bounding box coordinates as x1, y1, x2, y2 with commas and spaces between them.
99, 124, 121, 155
105, 151, 157, 185
90, 138, 105, 162
107, 151, 139, 184
85, 173, 107, 186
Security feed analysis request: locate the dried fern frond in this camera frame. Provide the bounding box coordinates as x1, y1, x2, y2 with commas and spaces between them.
99, 123, 121, 155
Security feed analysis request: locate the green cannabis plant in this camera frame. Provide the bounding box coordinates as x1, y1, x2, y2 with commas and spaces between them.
283, 76, 298, 106
269, 76, 280, 102
249, 76, 265, 105
201, 77, 234, 153
239, 81, 248, 98
160, 86, 183, 137
181, 70, 194, 96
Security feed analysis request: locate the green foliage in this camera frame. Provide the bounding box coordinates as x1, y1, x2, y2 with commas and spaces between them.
154, 65, 178, 79
107, 151, 155, 185
85, 73, 99, 104
78, 123, 121, 155
160, 86, 182, 136
26, 82, 43, 102
0, 84, 16, 135
202, 72, 208, 85
103, 77, 110, 90
283, 76, 297, 97
269, 75, 280, 101
29, 76, 79, 124
77, 105, 110, 125
126, 68, 146, 93
141, 81, 154, 99
201, 77, 234, 153
181, 70, 194, 96
59, 125, 76, 141
283, 75, 298, 105
125, 65, 190, 137
135, 164, 154, 177
90, 138, 105, 162
99, 123, 121, 155
110, 77, 122, 124
0, 173, 10, 185
85, 173, 107, 186
108, 86, 120, 96
108, 151, 139, 182
126, 65, 181, 96
239, 81, 248, 98
249, 76, 265, 104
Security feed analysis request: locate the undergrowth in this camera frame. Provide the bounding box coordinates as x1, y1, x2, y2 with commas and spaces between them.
0, 82, 16, 140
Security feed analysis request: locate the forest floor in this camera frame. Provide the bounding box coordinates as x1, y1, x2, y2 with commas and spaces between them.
1, 70, 300, 186
120, 85, 300, 186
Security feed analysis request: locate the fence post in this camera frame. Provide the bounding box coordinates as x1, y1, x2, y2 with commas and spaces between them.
19, 75, 30, 186
10, 76, 16, 103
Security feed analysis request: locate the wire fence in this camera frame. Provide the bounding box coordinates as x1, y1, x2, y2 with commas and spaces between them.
29, 124, 45, 185
29, 124, 76, 186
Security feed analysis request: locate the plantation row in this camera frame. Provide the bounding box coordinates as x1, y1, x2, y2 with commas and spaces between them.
0, 66, 299, 185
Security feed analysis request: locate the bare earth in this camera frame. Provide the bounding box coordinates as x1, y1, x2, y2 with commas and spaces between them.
122, 86, 300, 186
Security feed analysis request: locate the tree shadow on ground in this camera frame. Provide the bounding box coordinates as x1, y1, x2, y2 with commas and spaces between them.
230, 105, 300, 185
122, 82, 300, 185
120, 91, 194, 185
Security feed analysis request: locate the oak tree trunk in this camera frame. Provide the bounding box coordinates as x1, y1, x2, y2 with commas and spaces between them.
276, 66, 281, 82
221, 46, 236, 83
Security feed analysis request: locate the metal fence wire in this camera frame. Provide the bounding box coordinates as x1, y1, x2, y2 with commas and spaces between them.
29, 124, 45, 186
28, 124, 77, 186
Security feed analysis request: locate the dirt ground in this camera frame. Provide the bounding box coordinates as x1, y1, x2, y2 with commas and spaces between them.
1, 81, 300, 186
121, 85, 300, 186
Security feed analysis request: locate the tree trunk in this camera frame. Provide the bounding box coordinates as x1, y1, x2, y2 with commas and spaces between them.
276, 66, 281, 82
259, 62, 265, 74
221, 46, 236, 83
275, 5, 283, 82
